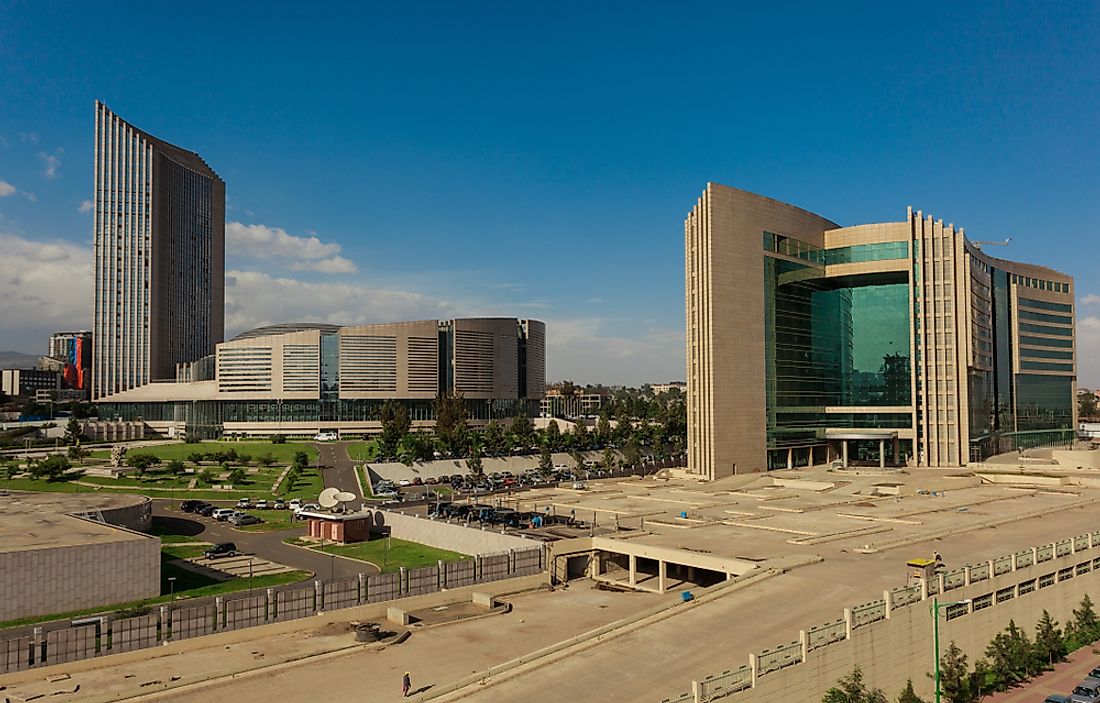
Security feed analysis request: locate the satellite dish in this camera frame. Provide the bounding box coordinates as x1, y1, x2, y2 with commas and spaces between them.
335, 491, 356, 503
318, 487, 340, 509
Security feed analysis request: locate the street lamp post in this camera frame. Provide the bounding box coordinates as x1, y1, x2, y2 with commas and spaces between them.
931, 596, 971, 703
167, 577, 176, 596
249, 557, 254, 595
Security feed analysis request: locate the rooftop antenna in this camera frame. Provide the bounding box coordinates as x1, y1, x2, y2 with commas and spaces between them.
335, 490, 357, 513
973, 237, 1012, 250
318, 487, 340, 510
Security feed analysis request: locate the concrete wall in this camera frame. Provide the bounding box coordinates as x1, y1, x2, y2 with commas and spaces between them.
0, 536, 160, 622
672, 534, 1100, 703
373, 509, 540, 555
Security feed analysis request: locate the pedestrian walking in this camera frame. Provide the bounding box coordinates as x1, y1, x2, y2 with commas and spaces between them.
402, 671, 411, 697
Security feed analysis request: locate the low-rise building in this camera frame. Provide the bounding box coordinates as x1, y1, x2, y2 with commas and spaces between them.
1, 368, 61, 398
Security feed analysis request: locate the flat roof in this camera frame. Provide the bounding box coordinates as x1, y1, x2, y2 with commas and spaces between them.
0, 491, 152, 553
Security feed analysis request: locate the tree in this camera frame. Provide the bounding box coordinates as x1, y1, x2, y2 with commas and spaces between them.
602, 445, 617, 471
380, 399, 411, 457
125, 453, 161, 475
466, 448, 484, 478
1033, 609, 1066, 667
256, 453, 276, 467
269, 434, 287, 444
895, 679, 925, 703
1080, 390, 1099, 419
984, 620, 1032, 691
33, 454, 71, 481
1066, 594, 1100, 649
283, 467, 299, 492
572, 420, 590, 450
199, 467, 216, 485
571, 449, 585, 474
509, 414, 534, 449
596, 413, 611, 444
622, 436, 642, 468
187, 452, 205, 464
936, 641, 978, 703
822, 666, 887, 703
167, 459, 186, 476
67, 443, 89, 465
293, 451, 310, 469
483, 420, 507, 456
228, 466, 247, 485
538, 444, 554, 476
434, 392, 469, 456
544, 420, 561, 451
64, 416, 82, 445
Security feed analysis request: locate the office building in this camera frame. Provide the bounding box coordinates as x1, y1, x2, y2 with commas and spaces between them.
47, 330, 92, 395
92, 101, 225, 400
1, 369, 61, 398
96, 318, 545, 437
685, 184, 1076, 478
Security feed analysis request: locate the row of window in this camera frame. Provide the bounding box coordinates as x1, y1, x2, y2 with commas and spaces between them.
1012, 274, 1070, 293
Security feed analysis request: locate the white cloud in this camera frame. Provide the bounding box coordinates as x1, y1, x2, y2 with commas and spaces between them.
1079, 316, 1100, 389
18, 132, 38, 143
0, 180, 15, 197
38, 149, 62, 179
78, 200, 93, 213
0, 232, 93, 350
288, 256, 358, 274
225, 221, 356, 273
1079, 294, 1100, 308
543, 317, 684, 386
224, 269, 460, 336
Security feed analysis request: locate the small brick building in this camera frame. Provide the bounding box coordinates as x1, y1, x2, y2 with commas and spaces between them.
300, 509, 374, 544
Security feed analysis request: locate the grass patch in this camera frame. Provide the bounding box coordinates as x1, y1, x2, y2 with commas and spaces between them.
235, 509, 302, 533
161, 544, 206, 560
276, 466, 324, 501
346, 440, 380, 462
129, 441, 319, 464
286, 536, 467, 574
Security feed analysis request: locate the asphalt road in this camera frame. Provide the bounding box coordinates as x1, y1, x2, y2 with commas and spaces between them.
153, 500, 380, 580
314, 441, 366, 510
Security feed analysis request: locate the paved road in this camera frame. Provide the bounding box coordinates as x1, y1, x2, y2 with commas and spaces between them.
153, 500, 380, 580
314, 442, 366, 510
983, 645, 1100, 701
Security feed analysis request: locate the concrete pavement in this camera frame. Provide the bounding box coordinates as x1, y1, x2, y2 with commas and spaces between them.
314, 441, 366, 510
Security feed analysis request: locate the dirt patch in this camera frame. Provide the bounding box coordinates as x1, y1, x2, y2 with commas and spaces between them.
313, 621, 358, 637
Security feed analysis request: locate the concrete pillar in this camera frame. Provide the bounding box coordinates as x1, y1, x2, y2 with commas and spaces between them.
964, 566, 971, 586
629, 554, 637, 587
1032, 546, 1038, 564
314, 580, 323, 612
842, 441, 849, 468
749, 653, 758, 687
658, 560, 667, 594
437, 560, 445, 589
400, 566, 408, 595
879, 440, 886, 469
1011, 553, 1019, 571
937, 573, 946, 594
266, 588, 275, 619
159, 606, 169, 641
215, 597, 224, 629
787, 448, 793, 470
920, 577, 929, 601
892, 437, 900, 465
843, 608, 853, 639
692, 680, 702, 703
688, 565, 697, 583
359, 572, 368, 600
799, 630, 808, 661
883, 590, 892, 619
32, 626, 43, 664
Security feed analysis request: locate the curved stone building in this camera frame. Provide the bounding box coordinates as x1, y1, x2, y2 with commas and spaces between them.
97, 317, 546, 437
686, 184, 1076, 478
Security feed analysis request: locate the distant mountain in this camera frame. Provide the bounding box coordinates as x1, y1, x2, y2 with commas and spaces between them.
0, 351, 41, 369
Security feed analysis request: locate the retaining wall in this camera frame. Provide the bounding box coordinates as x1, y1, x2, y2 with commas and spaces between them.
374, 509, 538, 555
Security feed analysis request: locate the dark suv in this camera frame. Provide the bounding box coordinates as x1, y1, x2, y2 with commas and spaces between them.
203, 542, 238, 559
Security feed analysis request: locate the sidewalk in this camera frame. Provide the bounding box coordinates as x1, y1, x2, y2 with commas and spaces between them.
982, 645, 1100, 702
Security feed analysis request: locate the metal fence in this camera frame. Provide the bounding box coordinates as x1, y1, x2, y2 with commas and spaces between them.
0, 546, 545, 674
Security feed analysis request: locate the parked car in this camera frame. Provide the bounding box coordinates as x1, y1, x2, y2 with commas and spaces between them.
255, 499, 269, 510
288, 498, 302, 511
204, 542, 238, 559
272, 499, 286, 510
231, 513, 262, 526
1047, 695, 1072, 703
198, 504, 218, 517
1070, 678, 1100, 703
398, 478, 412, 487
294, 502, 320, 519
236, 497, 253, 509
180, 499, 204, 513
212, 508, 236, 521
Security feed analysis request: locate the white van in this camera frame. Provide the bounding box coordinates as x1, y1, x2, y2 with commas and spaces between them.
314, 432, 338, 441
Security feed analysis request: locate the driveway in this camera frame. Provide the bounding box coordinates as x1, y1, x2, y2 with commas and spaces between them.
314, 442, 366, 510
154, 500, 380, 580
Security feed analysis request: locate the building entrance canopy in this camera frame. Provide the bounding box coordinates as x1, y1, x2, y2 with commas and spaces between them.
825, 430, 900, 468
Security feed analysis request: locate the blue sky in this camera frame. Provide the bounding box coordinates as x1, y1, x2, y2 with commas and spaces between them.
0, 1, 1098, 386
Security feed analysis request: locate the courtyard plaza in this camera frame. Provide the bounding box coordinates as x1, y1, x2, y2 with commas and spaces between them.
4, 455, 1100, 702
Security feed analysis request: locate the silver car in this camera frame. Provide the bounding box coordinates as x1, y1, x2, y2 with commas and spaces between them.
1070, 677, 1100, 703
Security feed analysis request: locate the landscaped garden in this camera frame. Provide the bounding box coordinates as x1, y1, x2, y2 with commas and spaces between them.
0, 440, 324, 502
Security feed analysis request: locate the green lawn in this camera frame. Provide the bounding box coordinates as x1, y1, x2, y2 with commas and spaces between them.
346, 440, 380, 462
286, 536, 467, 574
162, 544, 206, 560
90, 441, 319, 464
275, 466, 324, 501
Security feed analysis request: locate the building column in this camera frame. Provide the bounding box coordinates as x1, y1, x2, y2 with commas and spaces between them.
658, 560, 667, 594
629, 554, 637, 587
787, 448, 793, 470
879, 440, 886, 469
842, 441, 849, 468
893, 437, 900, 465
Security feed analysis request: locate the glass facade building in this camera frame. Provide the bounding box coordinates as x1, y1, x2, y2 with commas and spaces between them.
92, 101, 225, 400
687, 184, 1076, 478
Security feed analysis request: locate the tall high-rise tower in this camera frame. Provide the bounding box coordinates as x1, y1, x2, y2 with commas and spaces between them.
92, 101, 225, 400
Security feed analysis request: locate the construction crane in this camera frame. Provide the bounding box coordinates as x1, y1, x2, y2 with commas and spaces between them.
972, 237, 1012, 249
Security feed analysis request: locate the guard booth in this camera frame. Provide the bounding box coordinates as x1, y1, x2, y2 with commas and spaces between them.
906, 558, 938, 587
